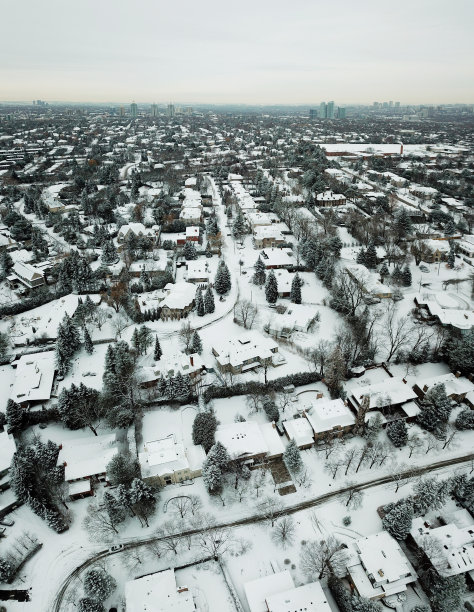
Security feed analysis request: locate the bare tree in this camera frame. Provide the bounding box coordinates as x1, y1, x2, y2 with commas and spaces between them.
294, 468, 313, 488
341, 482, 364, 509
156, 520, 182, 556
146, 539, 164, 560
300, 536, 348, 580
93, 307, 109, 331
387, 462, 415, 493
168, 496, 194, 519
258, 496, 284, 527
442, 428, 457, 450
355, 444, 371, 473
179, 321, 194, 354
343, 447, 358, 476
194, 516, 234, 559
253, 468, 268, 498
188, 495, 202, 516
234, 300, 259, 329
382, 302, 414, 362
407, 434, 423, 458
326, 455, 343, 480
246, 389, 264, 414
112, 308, 131, 339
83, 500, 120, 542
271, 516, 296, 549
425, 433, 440, 455
233, 480, 249, 503
121, 547, 147, 573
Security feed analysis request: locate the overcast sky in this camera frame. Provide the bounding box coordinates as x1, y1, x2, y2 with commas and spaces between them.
1, 0, 473, 104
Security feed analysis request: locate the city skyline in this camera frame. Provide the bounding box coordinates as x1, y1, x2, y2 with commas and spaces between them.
1, 0, 473, 105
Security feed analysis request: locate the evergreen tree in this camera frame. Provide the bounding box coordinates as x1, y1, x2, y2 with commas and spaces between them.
455, 409, 474, 430
391, 265, 403, 285
447, 248, 455, 269
5, 399, 25, 434
253, 256, 267, 286
365, 243, 377, 269
83, 567, 116, 602
356, 248, 367, 266
262, 397, 280, 422
447, 330, 474, 376
379, 262, 389, 280
154, 336, 162, 361
139, 268, 151, 291
195, 287, 205, 316
214, 260, 231, 295
204, 287, 215, 313
106, 452, 140, 487
352, 597, 382, 612
232, 208, 246, 240
422, 569, 465, 612
55, 313, 81, 376
386, 419, 408, 447
382, 500, 413, 539
402, 265, 412, 287
101, 239, 118, 265
265, 269, 278, 304
444, 219, 456, 236
84, 327, 94, 354
78, 598, 105, 612
202, 462, 223, 494
192, 411, 217, 452
191, 331, 203, 354
103, 491, 127, 526
0, 557, 15, 582
183, 241, 197, 260
417, 384, 452, 436
290, 273, 302, 304
283, 439, 303, 473
129, 478, 156, 526
0, 250, 13, 278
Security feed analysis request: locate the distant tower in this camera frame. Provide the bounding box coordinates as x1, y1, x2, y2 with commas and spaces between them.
319, 102, 327, 119
119, 106, 125, 116
130, 102, 138, 118
151, 103, 158, 117
337, 107, 346, 119
326, 101, 335, 119
309, 109, 317, 120
167, 103, 175, 118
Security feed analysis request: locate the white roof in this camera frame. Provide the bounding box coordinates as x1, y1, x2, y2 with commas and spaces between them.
305, 399, 355, 434
282, 418, 314, 447
180, 207, 201, 219
260, 422, 285, 457
139, 436, 205, 479
351, 378, 417, 409
215, 422, 269, 459
253, 225, 285, 240
416, 373, 474, 397
316, 190, 346, 201
244, 571, 295, 612
266, 581, 331, 612
13, 261, 44, 282
11, 351, 55, 404
259, 248, 297, 268
118, 222, 155, 238
0, 431, 16, 474
142, 353, 203, 382
60, 433, 117, 482
161, 282, 196, 310
125, 569, 195, 612
213, 332, 278, 368
185, 226, 200, 237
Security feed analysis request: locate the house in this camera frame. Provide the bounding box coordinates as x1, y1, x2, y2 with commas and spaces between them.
456, 235, 474, 259
0, 431, 17, 479
413, 373, 474, 402
345, 264, 392, 299
10, 351, 56, 406
184, 177, 198, 189
0, 233, 18, 251
421, 239, 451, 263
185, 226, 200, 242
246, 212, 272, 230
409, 185, 438, 200
282, 417, 314, 449
244, 570, 331, 612
215, 421, 284, 465
58, 433, 117, 500
414, 294, 474, 335
253, 225, 286, 249
138, 435, 205, 487
347, 378, 418, 417
125, 568, 196, 612
9, 261, 45, 290
346, 531, 417, 601
212, 332, 281, 374
117, 223, 159, 243
316, 190, 347, 207
259, 248, 297, 270
179, 207, 202, 225
304, 398, 356, 441
409, 511, 474, 581
184, 260, 210, 284
141, 353, 205, 391
160, 282, 196, 320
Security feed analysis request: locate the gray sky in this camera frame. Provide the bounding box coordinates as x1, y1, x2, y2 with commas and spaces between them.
1, 0, 473, 104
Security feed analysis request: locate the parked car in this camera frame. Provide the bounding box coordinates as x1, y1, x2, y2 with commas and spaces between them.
109, 544, 124, 554
0, 518, 14, 527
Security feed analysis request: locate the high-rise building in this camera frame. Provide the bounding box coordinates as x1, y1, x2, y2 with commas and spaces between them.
151, 104, 158, 117
309, 109, 317, 120
319, 102, 327, 119
167, 103, 175, 118
337, 107, 346, 119
130, 102, 138, 117
326, 101, 335, 119
395, 101, 400, 108
119, 106, 125, 116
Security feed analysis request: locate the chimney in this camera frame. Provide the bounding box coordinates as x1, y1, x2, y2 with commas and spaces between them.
317, 393, 323, 399
177, 586, 189, 594
400, 143, 404, 155
271, 421, 276, 429
402, 378, 407, 384
190, 355, 194, 366
455, 371, 461, 378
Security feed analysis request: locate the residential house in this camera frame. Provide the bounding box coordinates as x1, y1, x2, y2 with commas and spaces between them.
117, 223, 160, 244
125, 568, 196, 612
10, 351, 56, 407
215, 421, 284, 466
253, 225, 286, 249
259, 248, 297, 270
304, 398, 356, 441
413, 373, 474, 402
9, 261, 45, 290
347, 378, 418, 420
316, 190, 347, 207
212, 332, 281, 374
345, 264, 392, 299
160, 282, 196, 320
141, 353, 205, 392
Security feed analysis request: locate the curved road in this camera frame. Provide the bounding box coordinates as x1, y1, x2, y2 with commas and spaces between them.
51, 452, 474, 611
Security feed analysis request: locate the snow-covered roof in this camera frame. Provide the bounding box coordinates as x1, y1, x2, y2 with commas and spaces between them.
180, 207, 201, 220
282, 418, 314, 447
11, 350, 55, 404
350, 378, 417, 409
185, 226, 200, 238
13, 261, 44, 282
60, 433, 117, 482
161, 282, 196, 311
125, 569, 195, 612
141, 353, 203, 382
0, 431, 16, 474
139, 436, 205, 478
259, 248, 297, 269
305, 399, 355, 434
244, 570, 295, 612
415, 373, 474, 397
212, 332, 278, 369
215, 422, 271, 460
316, 190, 346, 202
266, 580, 331, 612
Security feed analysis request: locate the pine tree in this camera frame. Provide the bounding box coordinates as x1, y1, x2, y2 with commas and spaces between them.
455, 409, 474, 430
283, 439, 303, 473
379, 262, 389, 280
263, 397, 280, 422
447, 330, 474, 376
191, 331, 203, 354
139, 268, 151, 291
232, 209, 246, 240
84, 327, 94, 354
351, 596, 383, 612
265, 269, 278, 304
192, 411, 217, 452
417, 383, 452, 436
204, 287, 215, 313
5, 399, 24, 434
386, 419, 408, 447
84, 567, 117, 602
55, 313, 81, 376
214, 261, 231, 295
402, 265, 412, 287
154, 336, 162, 361
202, 462, 223, 494
365, 243, 377, 269
290, 272, 302, 304
195, 287, 205, 316
183, 241, 197, 261
356, 248, 367, 266
253, 256, 267, 286
444, 219, 456, 236
391, 265, 403, 285
382, 500, 413, 539
447, 248, 455, 268
101, 239, 118, 265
